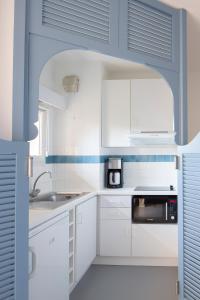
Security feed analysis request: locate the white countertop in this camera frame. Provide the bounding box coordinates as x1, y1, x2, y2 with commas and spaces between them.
29, 188, 177, 230
29, 191, 96, 231
99, 188, 177, 196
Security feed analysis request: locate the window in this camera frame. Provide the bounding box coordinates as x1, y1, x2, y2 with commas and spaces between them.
29, 108, 48, 156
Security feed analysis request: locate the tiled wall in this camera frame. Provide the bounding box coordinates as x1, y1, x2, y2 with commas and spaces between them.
44, 153, 177, 192
32, 53, 178, 194
29, 156, 53, 194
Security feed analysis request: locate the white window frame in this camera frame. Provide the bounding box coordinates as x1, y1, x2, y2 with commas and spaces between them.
29, 106, 49, 156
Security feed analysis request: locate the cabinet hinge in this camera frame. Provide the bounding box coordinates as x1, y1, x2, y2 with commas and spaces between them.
175, 155, 180, 170
27, 156, 33, 178
176, 280, 180, 295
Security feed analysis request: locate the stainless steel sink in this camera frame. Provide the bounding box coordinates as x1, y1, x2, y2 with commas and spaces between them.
29, 192, 88, 210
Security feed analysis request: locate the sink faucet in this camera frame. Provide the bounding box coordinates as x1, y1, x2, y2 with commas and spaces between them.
30, 171, 52, 198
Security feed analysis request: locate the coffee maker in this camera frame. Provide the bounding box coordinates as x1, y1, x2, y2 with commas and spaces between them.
105, 158, 123, 189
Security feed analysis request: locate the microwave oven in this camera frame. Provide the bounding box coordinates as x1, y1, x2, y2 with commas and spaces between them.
132, 195, 177, 224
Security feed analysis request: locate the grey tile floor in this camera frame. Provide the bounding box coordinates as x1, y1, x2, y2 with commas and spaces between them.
70, 265, 178, 300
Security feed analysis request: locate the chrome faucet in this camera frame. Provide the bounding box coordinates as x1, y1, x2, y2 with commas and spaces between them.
30, 171, 52, 198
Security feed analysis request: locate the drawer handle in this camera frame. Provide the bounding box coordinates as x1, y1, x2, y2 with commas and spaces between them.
29, 247, 36, 279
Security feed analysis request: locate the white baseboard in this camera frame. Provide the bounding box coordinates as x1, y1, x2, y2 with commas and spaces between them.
93, 256, 178, 267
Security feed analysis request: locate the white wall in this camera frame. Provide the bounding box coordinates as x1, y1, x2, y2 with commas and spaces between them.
29, 156, 53, 194
188, 71, 200, 140
34, 54, 106, 192
0, 0, 14, 140
35, 51, 178, 193
51, 58, 103, 156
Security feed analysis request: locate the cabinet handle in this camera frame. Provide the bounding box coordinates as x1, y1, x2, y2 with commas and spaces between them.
76, 213, 83, 225
29, 247, 36, 278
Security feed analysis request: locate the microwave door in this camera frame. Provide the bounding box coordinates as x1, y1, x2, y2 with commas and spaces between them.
133, 197, 167, 223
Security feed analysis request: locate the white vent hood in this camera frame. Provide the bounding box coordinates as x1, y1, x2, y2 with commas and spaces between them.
129, 131, 176, 145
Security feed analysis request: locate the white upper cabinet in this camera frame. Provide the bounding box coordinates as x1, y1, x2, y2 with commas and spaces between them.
102, 76, 174, 147
102, 80, 131, 147
131, 79, 173, 133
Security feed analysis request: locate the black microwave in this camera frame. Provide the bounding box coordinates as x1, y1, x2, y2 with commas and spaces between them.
132, 195, 177, 224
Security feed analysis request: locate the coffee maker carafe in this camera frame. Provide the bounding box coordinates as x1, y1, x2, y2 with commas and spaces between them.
106, 158, 123, 189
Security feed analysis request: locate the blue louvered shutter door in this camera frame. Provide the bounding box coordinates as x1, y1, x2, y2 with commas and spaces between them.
179, 134, 200, 300
120, 0, 179, 70
0, 140, 29, 300
29, 0, 118, 52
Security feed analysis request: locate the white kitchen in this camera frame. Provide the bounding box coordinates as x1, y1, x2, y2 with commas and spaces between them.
2, 0, 200, 299
28, 49, 178, 300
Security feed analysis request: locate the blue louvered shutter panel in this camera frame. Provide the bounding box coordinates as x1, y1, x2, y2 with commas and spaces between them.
42, 0, 111, 42
123, 0, 179, 70
29, 0, 117, 51
0, 141, 29, 300
179, 135, 200, 300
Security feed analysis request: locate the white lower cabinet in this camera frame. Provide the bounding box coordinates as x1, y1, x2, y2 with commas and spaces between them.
99, 195, 132, 257
100, 220, 131, 256
29, 213, 69, 300
132, 224, 178, 258
75, 197, 97, 282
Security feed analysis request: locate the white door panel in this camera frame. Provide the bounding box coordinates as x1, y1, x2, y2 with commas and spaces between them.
76, 197, 97, 282
100, 220, 131, 257
29, 217, 69, 300
132, 224, 178, 258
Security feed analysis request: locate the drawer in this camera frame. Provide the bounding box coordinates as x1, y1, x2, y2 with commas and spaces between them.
100, 195, 131, 208
100, 208, 131, 220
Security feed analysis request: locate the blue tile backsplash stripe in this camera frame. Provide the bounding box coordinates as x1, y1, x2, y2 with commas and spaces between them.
46, 155, 175, 164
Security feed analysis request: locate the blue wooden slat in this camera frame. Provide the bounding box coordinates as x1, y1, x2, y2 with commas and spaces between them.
42, 1, 110, 27
0, 167, 15, 174
0, 186, 15, 193
0, 240, 15, 251
0, 192, 15, 199
0, 154, 16, 162
0, 141, 29, 300
0, 289, 14, 300
0, 271, 14, 283
127, 0, 173, 62
0, 203, 15, 211
0, 254, 14, 265
42, 0, 111, 42
179, 142, 200, 299
0, 277, 15, 289
0, 214, 15, 224
0, 179, 15, 187
0, 256, 14, 266
0, 282, 15, 293
0, 211, 15, 220
0, 174, 15, 180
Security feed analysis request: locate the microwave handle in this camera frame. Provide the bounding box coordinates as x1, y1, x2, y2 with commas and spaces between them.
132, 198, 135, 221
165, 202, 168, 221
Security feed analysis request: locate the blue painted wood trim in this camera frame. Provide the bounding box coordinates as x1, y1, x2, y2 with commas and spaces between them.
179, 9, 188, 145
26, 0, 187, 146
12, 0, 28, 140
46, 155, 175, 164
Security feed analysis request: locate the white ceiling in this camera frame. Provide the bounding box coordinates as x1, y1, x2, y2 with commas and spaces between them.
161, 0, 200, 72
53, 50, 160, 76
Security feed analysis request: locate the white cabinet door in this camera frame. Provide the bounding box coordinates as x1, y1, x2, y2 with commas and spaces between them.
29, 217, 69, 300
131, 79, 173, 133
76, 197, 97, 282
132, 224, 178, 258
102, 80, 131, 147
100, 220, 131, 257
100, 195, 131, 208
